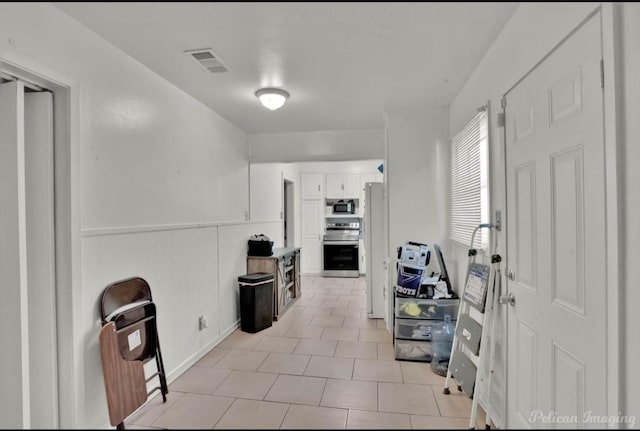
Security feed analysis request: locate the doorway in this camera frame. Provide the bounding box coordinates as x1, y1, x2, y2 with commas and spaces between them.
0, 62, 71, 429
283, 178, 295, 247
503, 10, 610, 428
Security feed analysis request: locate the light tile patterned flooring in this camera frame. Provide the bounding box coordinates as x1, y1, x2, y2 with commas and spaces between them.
126, 275, 488, 429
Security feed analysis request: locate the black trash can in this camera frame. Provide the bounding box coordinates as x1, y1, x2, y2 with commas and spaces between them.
238, 272, 274, 333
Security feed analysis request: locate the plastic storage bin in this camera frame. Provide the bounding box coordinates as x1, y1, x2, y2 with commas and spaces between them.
395, 297, 460, 320
239, 273, 274, 333
394, 338, 433, 361
395, 318, 437, 341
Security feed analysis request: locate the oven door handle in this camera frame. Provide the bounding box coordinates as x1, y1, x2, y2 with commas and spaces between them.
324, 241, 359, 246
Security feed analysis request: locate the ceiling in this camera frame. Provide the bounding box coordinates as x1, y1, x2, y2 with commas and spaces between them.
53, 2, 519, 135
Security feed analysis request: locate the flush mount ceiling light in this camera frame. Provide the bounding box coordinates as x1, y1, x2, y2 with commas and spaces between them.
255, 87, 289, 110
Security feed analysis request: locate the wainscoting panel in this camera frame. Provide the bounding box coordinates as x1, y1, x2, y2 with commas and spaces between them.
81, 220, 283, 427
81, 225, 219, 426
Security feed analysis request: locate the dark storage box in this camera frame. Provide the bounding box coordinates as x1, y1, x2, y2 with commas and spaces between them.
248, 235, 274, 256
238, 273, 274, 333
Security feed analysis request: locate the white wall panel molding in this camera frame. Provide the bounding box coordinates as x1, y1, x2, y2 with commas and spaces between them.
81, 219, 283, 238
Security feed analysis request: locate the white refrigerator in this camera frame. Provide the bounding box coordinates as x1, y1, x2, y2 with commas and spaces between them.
364, 182, 385, 318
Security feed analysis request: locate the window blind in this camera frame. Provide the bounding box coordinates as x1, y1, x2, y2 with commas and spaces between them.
450, 109, 489, 249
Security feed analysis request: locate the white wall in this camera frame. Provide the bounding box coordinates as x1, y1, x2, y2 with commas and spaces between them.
249, 129, 385, 163
297, 159, 383, 176
0, 3, 281, 428
249, 163, 286, 224
385, 107, 452, 279
448, 2, 638, 425
249, 162, 301, 248
79, 75, 248, 229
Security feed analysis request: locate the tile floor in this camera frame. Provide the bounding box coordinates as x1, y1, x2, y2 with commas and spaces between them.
126, 275, 488, 429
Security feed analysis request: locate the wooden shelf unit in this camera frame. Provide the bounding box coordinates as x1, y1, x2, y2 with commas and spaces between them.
247, 247, 301, 320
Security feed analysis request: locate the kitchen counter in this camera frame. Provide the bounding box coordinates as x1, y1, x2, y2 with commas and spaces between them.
248, 247, 300, 259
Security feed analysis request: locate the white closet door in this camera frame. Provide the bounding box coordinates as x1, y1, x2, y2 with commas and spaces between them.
0, 79, 29, 428
25, 91, 58, 428
0, 81, 58, 428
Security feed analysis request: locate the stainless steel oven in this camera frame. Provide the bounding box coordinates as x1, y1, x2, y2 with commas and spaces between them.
323, 219, 360, 278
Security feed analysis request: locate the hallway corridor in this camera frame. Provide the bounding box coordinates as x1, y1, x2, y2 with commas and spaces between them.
125, 275, 486, 429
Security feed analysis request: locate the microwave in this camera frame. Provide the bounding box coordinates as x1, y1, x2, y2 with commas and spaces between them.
333, 199, 355, 214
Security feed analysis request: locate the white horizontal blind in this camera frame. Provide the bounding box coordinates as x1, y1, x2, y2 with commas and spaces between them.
450, 109, 489, 248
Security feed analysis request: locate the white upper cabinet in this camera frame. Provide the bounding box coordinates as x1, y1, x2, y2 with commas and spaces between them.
325, 175, 343, 199
344, 174, 361, 198
326, 173, 361, 199
301, 173, 323, 200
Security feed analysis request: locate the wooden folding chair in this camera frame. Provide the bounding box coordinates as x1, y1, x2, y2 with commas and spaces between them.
98, 277, 169, 429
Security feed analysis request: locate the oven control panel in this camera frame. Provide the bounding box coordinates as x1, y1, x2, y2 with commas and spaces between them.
326, 221, 360, 230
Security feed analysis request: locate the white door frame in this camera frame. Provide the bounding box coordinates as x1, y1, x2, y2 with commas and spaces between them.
283, 176, 296, 248
500, 4, 620, 424
599, 4, 622, 415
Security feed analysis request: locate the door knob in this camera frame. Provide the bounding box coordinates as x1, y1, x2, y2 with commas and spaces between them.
499, 293, 516, 306
507, 269, 516, 281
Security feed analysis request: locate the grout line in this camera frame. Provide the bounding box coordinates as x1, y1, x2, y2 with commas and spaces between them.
429, 384, 443, 417
156, 276, 469, 429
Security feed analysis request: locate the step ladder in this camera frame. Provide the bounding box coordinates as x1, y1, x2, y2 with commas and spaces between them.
443, 224, 501, 429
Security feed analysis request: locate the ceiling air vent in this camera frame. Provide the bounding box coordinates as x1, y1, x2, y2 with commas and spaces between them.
185, 48, 229, 74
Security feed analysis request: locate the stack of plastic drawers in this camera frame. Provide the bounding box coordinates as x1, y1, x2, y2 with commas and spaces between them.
394, 296, 459, 361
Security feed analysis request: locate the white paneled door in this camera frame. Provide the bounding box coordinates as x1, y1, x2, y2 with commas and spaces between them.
504, 11, 607, 429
